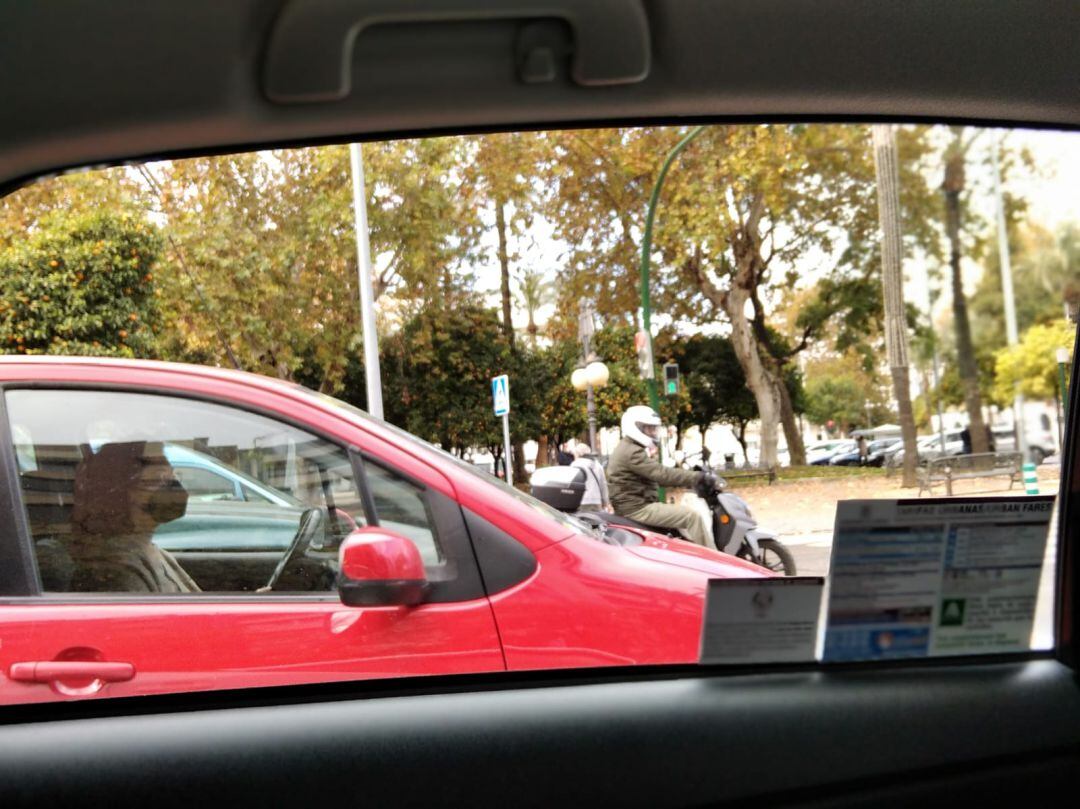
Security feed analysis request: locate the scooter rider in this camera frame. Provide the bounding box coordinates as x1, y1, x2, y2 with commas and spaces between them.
607, 405, 717, 547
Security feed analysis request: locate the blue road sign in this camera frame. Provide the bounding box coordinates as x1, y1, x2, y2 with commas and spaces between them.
492, 374, 510, 416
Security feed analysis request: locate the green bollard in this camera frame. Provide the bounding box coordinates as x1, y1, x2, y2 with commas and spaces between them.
1023, 462, 1039, 495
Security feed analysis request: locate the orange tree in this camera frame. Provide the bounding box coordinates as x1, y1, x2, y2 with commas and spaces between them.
0, 209, 163, 357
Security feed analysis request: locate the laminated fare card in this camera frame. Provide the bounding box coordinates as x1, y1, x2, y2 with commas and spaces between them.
822, 496, 1055, 661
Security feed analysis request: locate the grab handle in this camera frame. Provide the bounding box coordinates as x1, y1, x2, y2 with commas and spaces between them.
263, 0, 651, 103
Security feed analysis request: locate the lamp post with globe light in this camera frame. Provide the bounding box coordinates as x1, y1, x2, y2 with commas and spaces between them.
574, 302, 610, 453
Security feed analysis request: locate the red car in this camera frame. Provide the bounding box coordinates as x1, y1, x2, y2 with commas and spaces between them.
0, 356, 764, 704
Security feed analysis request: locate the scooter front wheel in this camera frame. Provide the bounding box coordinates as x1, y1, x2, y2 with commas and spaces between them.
737, 538, 797, 576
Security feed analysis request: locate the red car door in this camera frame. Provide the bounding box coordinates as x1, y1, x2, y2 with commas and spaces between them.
0, 384, 504, 705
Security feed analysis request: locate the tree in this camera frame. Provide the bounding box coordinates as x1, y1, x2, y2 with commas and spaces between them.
516, 268, 553, 347
803, 353, 894, 435
589, 324, 650, 429
940, 127, 990, 453
146, 140, 480, 391
543, 125, 933, 468
676, 334, 758, 460
993, 319, 1076, 403
0, 209, 163, 357
972, 221, 1080, 350
380, 302, 515, 456
513, 339, 587, 465
871, 124, 919, 487
463, 133, 550, 479
0, 171, 151, 252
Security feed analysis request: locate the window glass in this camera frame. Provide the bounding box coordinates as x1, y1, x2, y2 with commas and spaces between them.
7, 389, 369, 593
239, 482, 275, 504
172, 466, 237, 501
0, 122, 1074, 703
364, 462, 442, 566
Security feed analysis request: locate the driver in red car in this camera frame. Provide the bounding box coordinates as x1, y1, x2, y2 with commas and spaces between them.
606, 406, 715, 547
47, 441, 199, 593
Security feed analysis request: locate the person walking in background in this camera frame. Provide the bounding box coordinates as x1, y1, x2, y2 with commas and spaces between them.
556, 440, 574, 466
570, 442, 610, 512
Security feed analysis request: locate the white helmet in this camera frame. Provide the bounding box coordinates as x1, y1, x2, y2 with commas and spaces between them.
621, 405, 663, 449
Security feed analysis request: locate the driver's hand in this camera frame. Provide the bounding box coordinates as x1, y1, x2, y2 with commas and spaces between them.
697, 471, 725, 491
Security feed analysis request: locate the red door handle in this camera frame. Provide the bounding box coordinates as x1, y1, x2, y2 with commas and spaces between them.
8, 661, 136, 684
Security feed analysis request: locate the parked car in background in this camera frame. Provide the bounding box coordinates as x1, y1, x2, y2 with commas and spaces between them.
992, 419, 1056, 464
829, 439, 900, 467
805, 439, 854, 465
163, 444, 304, 507
889, 431, 965, 467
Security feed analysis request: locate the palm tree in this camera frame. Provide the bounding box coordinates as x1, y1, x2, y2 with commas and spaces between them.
517, 269, 553, 347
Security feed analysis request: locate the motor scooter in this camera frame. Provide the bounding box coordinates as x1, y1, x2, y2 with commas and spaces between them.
688, 457, 796, 575
530, 460, 796, 576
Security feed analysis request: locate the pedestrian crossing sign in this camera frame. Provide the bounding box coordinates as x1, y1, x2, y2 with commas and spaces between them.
492, 374, 510, 416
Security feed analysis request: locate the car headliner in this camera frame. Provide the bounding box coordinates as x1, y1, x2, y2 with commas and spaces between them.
0, 0, 1077, 196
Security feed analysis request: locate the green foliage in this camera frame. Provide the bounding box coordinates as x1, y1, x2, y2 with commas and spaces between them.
670, 334, 756, 433
993, 319, 1076, 402
803, 354, 894, 434
0, 209, 163, 357
590, 323, 650, 428
930, 349, 998, 407
971, 222, 1080, 351
151, 140, 481, 389
379, 302, 513, 453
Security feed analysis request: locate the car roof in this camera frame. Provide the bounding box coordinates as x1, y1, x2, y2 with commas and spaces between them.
0, 354, 295, 388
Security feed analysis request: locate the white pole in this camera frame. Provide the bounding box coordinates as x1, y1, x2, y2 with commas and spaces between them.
349, 143, 384, 419
502, 413, 513, 487
992, 135, 1025, 458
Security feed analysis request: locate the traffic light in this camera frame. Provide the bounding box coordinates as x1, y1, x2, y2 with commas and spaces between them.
663, 362, 679, 396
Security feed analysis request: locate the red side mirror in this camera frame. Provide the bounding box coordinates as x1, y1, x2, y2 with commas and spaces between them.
337, 527, 429, 607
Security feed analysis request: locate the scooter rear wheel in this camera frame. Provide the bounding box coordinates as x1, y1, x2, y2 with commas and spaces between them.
737, 538, 797, 576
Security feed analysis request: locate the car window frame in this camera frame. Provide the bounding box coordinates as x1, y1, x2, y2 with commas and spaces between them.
0, 382, 489, 605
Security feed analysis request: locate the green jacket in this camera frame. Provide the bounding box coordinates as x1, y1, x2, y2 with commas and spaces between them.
606, 437, 700, 515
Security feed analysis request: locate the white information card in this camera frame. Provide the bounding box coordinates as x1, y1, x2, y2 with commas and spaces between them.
823, 496, 1055, 661
700, 577, 825, 664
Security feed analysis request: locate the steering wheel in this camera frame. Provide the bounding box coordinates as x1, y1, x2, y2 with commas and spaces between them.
258, 507, 324, 593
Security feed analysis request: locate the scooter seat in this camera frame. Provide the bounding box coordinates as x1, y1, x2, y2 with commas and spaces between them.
575, 510, 681, 538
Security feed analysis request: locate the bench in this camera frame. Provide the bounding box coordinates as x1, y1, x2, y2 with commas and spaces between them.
719, 467, 777, 485
916, 452, 1023, 496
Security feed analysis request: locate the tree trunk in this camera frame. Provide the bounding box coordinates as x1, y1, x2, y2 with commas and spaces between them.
942, 159, 989, 454
749, 295, 806, 465
495, 198, 514, 348
724, 285, 781, 468
873, 124, 921, 487
735, 421, 750, 464
535, 434, 549, 468
688, 195, 782, 469
493, 196, 526, 483
776, 378, 806, 465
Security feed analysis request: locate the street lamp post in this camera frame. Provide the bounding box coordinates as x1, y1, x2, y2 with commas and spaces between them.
573, 302, 609, 453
